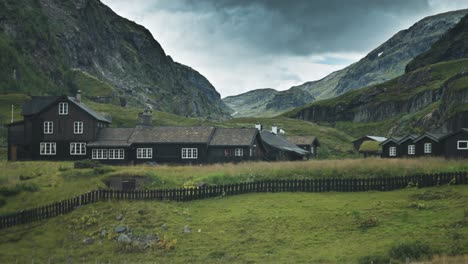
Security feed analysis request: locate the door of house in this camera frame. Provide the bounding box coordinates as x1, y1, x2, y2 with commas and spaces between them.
10, 145, 17, 161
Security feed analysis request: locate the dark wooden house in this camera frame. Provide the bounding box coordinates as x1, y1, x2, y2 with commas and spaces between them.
441, 128, 468, 159
380, 137, 403, 158
286, 136, 320, 159
352, 136, 387, 152
207, 128, 264, 163
259, 131, 310, 161
396, 135, 418, 158
413, 133, 444, 157
7, 93, 111, 161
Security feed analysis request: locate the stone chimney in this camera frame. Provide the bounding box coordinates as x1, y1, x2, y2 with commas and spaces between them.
139, 108, 153, 127
255, 123, 263, 131
76, 90, 82, 102
271, 125, 278, 135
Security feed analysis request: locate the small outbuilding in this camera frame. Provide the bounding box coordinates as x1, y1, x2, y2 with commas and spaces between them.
380, 137, 404, 158
441, 128, 468, 159
286, 136, 320, 158
358, 141, 382, 158
396, 135, 418, 158
259, 131, 310, 161
413, 132, 445, 157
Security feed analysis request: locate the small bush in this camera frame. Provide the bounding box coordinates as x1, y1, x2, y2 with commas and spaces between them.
0, 186, 21, 196
389, 241, 432, 260
74, 160, 101, 169
359, 216, 379, 229
19, 175, 34, 181
16, 182, 39, 192
58, 166, 70, 172
358, 254, 390, 264
93, 166, 115, 175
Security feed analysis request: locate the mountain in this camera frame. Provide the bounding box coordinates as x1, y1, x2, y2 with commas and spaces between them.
225, 9, 468, 118
287, 14, 468, 137
0, 0, 230, 119
223, 87, 314, 118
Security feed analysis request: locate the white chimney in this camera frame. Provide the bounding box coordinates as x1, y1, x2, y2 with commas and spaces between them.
76, 90, 82, 102
279, 128, 285, 135
255, 123, 263, 131
139, 108, 153, 127
271, 125, 278, 135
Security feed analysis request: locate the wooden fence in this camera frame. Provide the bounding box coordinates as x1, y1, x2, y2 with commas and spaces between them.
0, 172, 466, 229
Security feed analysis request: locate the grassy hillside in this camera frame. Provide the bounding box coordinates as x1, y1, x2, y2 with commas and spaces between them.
1, 158, 468, 214
0, 186, 466, 263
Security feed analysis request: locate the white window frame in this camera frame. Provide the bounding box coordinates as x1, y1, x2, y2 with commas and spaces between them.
137, 148, 153, 159
40, 142, 56, 155
457, 140, 468, 150
70, 142, 86, 155
424, 143, 432, 154
92, 149, 107, 159
408, 145, 415, 155
43, 121, 53, 134
235, 148, 243, 157
109, 149, 125, 160
182, 148, 198, 159
59, 102, 68, 115
389, 147, 396, 157
74, 121, 83, 134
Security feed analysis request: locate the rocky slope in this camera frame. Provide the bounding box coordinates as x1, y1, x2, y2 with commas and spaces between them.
287, 14, 468, 137
0, 0, 230, 119
225, 9, 468, 118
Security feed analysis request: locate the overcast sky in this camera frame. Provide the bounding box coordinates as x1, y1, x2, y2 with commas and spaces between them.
101, 0, 468, 98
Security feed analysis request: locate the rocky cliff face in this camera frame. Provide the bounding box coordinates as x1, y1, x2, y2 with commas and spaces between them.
0, 0, 230, 119
224, 9, 468, 118
289, 13, 468, 136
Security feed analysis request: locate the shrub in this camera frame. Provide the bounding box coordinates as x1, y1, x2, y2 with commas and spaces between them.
58, 166, 70, 172
74, 159, 101, 169
389, 241, 432, 260
359, 216, 379, 229
93, 166, 115, 175
16, 182, 39, 192
19, 175, 34, 181
0, 186, 21, 196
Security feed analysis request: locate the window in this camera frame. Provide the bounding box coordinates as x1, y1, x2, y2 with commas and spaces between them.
70, 142, 86, 155
458, 140, 468, 150
109, 149, 125, 160
424, 143, 432, 154
43, 121, 53, 134
137, 148, 152, 159
235, 148, 243, 157
389, 147, 396, 157
40, 142, 56, 155
59, 102, 68, 115
74, 121, 83, 134
408, 145, 415, 155
182, 148, 198, 159
224, 149, 233, 157
92, 149, 107, 159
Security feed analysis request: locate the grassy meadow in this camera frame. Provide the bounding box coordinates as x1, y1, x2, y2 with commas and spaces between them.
1, 158, 468, 215
0, 186, 466, 263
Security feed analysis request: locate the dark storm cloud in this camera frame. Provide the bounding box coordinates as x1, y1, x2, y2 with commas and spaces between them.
147, 0, 432, 55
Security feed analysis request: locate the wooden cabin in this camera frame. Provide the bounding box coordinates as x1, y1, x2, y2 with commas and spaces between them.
286, 136, 320, 159
358, 141, 382, 158
413, 133, 444, 157
442, 128, 468, 159
396, 135, 418, 158
380, 137, 403, 158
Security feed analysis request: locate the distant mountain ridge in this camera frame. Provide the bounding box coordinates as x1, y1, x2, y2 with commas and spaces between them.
224, 9, 468, 118
0, 0, 230, 119
287, 14, 468, 136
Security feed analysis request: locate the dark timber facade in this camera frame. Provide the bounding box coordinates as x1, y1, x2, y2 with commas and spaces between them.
7, 94, 312, 164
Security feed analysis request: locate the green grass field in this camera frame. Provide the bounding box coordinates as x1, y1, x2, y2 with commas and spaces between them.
0, 186, 466, 263
1, 158, 468, 215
